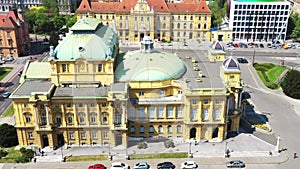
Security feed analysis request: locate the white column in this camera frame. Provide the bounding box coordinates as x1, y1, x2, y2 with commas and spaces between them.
33, 104, 38, 126
45, 104, 50, 126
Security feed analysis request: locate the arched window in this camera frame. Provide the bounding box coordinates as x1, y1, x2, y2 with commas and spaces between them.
177, 125, 182, 133
67, 114, 73, 124
198, 23, 201, 29
102, 113, 108, 124
183, 23, 187, 29
158, 125, 163, 133
163, 23, 166, 29
214, 108, 220, 121
190, 16, 193, 20
167, 125, 172, 133
202, 109, 209, 121
120, 22, 123, 28
190, 23, 193, 29
149, 125, 154, 133
79, 112, 85, 124
90, 113, 97, 124
140, 125, 144, 133
25, 113, 31, 123
130, 126, 135, 133
204, 23, 207, 29
177, 23, 180, 29
171, 23, 174, 29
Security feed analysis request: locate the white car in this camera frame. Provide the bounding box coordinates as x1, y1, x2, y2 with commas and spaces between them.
180, 161, 198, 169
227, 46, 235, 50
111, 162, 129, 169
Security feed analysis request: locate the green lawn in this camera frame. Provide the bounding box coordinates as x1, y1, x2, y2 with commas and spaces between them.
0, 67, 13, 81
130, 152, 188, 160
66, 155, 108, 162
0, 147, 22, 163
253, 63, 290, 89
2, 105, 14, 117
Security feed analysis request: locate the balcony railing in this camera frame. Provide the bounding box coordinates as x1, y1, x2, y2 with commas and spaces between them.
130, 96, 184, 105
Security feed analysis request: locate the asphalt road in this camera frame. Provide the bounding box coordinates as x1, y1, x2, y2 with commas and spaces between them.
0, 74, 20, 115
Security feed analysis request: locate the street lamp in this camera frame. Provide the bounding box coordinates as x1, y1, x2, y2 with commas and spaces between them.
188, 141, 193, 158
61, 146, 64, 162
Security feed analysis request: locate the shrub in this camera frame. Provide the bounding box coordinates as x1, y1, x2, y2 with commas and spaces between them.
0, 150, 8, 158
16, 148, 34, 163
281, 70, 300, 99
137, 142, 148, 149
164, 140, 175, 148
266, 83, 278, 89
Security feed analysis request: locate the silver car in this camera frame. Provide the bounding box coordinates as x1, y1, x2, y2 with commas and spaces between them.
226, 160, 245, 168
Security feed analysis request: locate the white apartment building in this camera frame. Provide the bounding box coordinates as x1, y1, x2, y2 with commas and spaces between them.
228, 0, 292, 42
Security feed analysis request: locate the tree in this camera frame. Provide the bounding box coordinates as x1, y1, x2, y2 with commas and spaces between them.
0, 123, 18, 147
281, 70, 300, 99
65, 14, 77, 29
49, 31, 60, 48
41, 0, 59, 14
287, 12, 300, 39
53, 14, 65, 30
209, 0, 227, 27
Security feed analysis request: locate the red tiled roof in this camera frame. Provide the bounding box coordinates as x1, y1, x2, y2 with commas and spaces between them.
76, 0, 92, 13
116, 0, 138, 13
147, 0, 169, 13
80, 0, 210, 14
0, 11, 20, 28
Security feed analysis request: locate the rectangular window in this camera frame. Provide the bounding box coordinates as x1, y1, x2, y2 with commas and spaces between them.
215, 99, 220, 104
204, 99, 209, 104
104, 131, 108, 139
62, 64, 67, 72
230, 75, 235, 79
92, 132, 97, 139
202, 109, 209, 121
28, 132, 33, 139
101, 102, 107, 107
138, 106, 145, 119
24, 103, 28, 108
69, 133, 74, 140
176, 106, 183, 118
40, 105, 44, 109
129, 107, 136, 119
68, 116, 73, 124
25, 114, 31, 123
66, 103, 72, 107
160, 90, 165, 97
139, 91, 144, 96
148, 106, 155, 118
158, 106, 164, 118
192, 99, 197, 104
56, 116, 61, 126
81, 132, 86, 139
55, 103, 60, 108
98, 64, 103, 72
90, 103, 95, 107
78, 103, 83, 107
167, 106, 173, 118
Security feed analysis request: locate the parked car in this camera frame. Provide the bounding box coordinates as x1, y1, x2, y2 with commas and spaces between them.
267, 43, 272, 48
157, 162, 175, 169
237, 57, 248, 63
89, 164, 106, 169
133, 162, 150, 169
180, 161, 198, 169
111, 162, 129, 169
2, 92, 11, 98
0, 60, 6, 65
6, 57, 14, 61
226, 160, 245, 168
259, 44, 264, 48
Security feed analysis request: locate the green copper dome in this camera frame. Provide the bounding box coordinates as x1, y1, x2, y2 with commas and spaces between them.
115, 50, 186, 82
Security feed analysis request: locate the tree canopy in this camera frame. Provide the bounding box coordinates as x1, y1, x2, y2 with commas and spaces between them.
0, 123, 18, 148
287, 12, 300, 39
281, 70, 300, 99
209, 0, 227, 27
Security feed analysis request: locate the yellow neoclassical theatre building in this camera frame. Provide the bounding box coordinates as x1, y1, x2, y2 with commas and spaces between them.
76, 0, 212, 42
11, 18, 244, 149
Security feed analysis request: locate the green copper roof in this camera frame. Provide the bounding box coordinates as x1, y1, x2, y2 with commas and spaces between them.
115, 50, 186, 82
25, 62, 51, 79
54, 18, 118, 61
70, 18, 100, 31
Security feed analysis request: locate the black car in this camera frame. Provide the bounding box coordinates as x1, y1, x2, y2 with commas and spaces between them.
157, 162, 175, 169
237, 57, 248, 63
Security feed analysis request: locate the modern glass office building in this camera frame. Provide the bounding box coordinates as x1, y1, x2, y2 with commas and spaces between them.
228, 0, 292, 42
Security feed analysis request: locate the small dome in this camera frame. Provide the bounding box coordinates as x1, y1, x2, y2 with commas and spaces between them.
212, 41, 224, 51
223, 56, 240, 70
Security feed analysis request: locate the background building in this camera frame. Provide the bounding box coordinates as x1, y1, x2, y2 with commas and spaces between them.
228, 0, 292, 42
11, 18, 243, 149
0, 9, 30, 58
0, 0, 81, 14
77, 0, 212, 42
